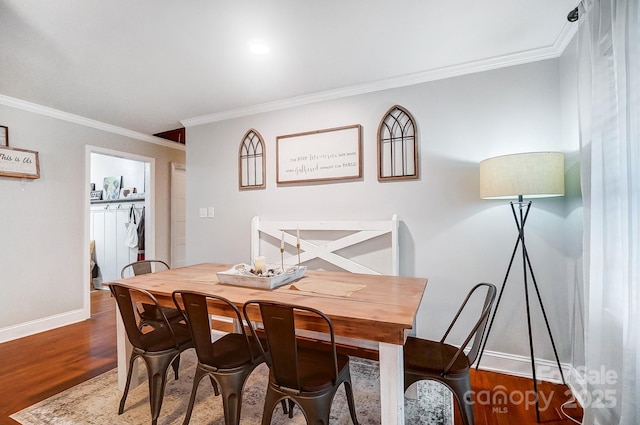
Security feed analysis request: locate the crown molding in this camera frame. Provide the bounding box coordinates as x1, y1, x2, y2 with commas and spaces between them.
0, 94, 185, 151
182, 22, 578, 128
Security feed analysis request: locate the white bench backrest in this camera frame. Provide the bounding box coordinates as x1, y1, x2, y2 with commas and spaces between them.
250, 215, 398, 276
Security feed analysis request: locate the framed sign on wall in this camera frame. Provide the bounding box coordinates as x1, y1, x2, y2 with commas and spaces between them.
276, 124, 362, 184
0, 146, 40, 179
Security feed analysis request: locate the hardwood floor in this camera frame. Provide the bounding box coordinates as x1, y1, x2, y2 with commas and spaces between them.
0, 290, 116, 425
0, 290, 582, 425
462, 369, 582, 425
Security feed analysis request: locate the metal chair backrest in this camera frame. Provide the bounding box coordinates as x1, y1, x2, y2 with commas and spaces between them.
441, 282, 496, 373
121, 260, 170, 278
172, 290, 258, 365
243, 300, 339, 391
109, 283, 179, 351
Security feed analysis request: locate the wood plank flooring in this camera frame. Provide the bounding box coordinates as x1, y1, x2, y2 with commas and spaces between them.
0, 290, 116, 425
0, 290, 582, 425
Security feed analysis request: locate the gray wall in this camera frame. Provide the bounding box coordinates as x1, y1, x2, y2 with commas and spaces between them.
185, 57, 582, 376
0, 105, 185, 340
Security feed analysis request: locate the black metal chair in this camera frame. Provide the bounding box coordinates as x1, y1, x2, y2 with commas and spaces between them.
109, 283, 193, 425
243, 300, 360, 425
172, 290, 285, 425
403, 282, 497, 425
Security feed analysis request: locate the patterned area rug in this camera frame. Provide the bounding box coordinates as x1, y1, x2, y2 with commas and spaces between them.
11, 350, 453, 424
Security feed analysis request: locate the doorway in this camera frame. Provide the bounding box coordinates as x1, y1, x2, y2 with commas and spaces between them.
85, 146, 155, 312
171, 163, 186, 268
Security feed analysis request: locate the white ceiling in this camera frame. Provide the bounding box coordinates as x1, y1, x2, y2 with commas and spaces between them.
0, 0, 578, 136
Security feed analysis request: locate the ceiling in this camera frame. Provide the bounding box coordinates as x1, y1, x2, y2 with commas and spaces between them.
0, 1, 578, 137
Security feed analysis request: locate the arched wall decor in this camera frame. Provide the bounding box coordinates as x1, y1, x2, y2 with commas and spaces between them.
377, 105, 419, 181
238, 128, 266, 190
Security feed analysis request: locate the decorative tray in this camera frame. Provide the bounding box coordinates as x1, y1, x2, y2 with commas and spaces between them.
216, 264, 307, 290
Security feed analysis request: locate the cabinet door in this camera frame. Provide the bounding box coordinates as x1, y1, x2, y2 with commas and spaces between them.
102, 209, 118, 282
91, 209, 106, 281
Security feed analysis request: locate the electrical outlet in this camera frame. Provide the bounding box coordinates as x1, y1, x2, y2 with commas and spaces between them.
207, 207, 215, 218
199, 208, 207, 218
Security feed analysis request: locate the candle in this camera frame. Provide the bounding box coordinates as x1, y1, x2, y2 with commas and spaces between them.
281, 230, 285, 250
297, 225, 300, 246
254, 256, 266, 274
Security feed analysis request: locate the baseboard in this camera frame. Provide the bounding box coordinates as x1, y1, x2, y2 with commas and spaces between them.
477, 349, 571, 384
0, 309, 89, 343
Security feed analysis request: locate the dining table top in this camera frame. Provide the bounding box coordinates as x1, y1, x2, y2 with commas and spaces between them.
109, 262, 428, 345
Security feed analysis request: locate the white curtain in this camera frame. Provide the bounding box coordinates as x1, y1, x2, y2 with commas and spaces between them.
577, 0, 639, 424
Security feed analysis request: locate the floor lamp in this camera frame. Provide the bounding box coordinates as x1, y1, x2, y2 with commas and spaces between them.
476, 152, 567, 423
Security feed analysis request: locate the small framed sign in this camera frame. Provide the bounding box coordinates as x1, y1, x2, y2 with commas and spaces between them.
0, 146, 40, 179
0, 126, 8, 147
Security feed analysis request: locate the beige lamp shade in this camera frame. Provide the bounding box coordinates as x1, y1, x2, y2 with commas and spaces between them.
479, 152, 565, 199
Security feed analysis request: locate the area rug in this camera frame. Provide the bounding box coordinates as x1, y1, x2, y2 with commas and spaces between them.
11, 350, 453, 424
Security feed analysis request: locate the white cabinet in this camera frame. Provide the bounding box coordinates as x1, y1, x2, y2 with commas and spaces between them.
90, 202, 143, 287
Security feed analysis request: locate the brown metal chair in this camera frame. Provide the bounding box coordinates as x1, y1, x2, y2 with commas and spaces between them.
121, 259, 171, 277
243, 300, 360, 425
403, 282, 497, 425
109, 283, 193, 425
172, 290, 283, 425
121, 260, 182, 329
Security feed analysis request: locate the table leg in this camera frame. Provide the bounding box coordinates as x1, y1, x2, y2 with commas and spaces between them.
379, 342, 405, 424
115, 306, 138, 391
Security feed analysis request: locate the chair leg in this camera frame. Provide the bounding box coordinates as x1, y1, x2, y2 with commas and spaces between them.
182, 366, 208, 425
445, 376, 475, 425
210, 376, 220, 396
294, 391, 335, 425
287, 399, 295, 418
261, 388, 281, 425
144, 353, 178, 425
216, 369, 255, 425
171, 354, 181, 380
343, 379, 360, 425
278, 399, 292, 416
403, 372, 421, 393
118, 354, 138, 414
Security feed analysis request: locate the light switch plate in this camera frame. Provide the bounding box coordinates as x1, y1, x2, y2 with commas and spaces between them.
199, 208, 207, 218
207, 207, 215, 218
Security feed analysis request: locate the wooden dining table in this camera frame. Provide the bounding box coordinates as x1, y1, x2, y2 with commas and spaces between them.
108, 263, 427, 424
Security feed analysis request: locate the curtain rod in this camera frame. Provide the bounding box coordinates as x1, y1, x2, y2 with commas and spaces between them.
567, 6, 579, 22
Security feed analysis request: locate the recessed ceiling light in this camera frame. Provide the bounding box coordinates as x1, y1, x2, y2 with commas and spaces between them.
248, 40, 270, 55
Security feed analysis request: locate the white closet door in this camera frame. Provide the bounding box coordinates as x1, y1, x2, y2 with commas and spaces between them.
103, 209, 118, 282
91, 203, 144, 284
91, 209, 106, 284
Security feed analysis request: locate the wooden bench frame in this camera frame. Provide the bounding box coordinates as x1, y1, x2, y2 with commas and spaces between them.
250, 215, 399, 276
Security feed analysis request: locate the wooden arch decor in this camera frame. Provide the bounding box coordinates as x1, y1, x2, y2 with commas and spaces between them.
377, 105, 419, 181
239, 128, 266, 190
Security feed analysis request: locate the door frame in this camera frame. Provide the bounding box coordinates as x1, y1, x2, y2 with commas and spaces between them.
84, 145, 155, 315
170, 162, 186, 268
